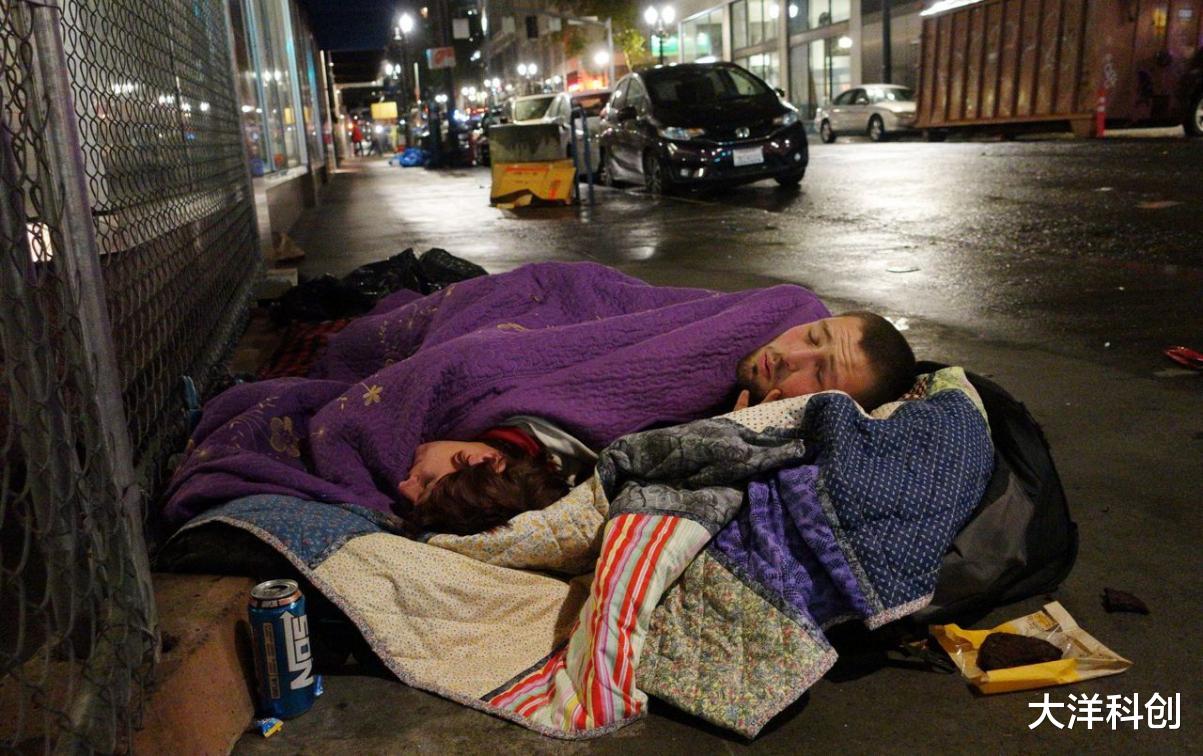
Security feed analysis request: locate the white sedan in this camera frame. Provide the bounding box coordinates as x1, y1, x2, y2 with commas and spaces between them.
815, 84, 918, 143
508, 91, 609, 175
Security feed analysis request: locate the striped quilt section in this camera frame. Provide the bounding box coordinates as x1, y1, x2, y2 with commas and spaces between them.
488, 512, 711, 732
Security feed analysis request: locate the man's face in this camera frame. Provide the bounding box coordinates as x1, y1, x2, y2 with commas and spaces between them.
737, 315, 876, 406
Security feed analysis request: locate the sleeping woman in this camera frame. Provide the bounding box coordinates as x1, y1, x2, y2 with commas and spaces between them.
400, 416, 597, 537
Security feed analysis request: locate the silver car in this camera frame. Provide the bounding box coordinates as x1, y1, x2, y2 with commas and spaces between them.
815, 84, 917, 143
509, 92, 607, 174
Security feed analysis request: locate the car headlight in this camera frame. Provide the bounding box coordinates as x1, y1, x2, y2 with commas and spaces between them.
773, 110, 799, 127
657, 126, 706, 140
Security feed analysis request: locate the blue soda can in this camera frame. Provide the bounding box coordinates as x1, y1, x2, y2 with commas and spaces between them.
248, 579, 318, 719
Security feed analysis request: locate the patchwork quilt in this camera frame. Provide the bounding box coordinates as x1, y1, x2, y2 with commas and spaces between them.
172, 368, 993, 738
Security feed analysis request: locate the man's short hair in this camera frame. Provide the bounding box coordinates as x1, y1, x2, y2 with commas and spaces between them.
844, 311, 916, 410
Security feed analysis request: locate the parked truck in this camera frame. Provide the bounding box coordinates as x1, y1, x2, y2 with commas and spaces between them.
916, 0, 1203, 138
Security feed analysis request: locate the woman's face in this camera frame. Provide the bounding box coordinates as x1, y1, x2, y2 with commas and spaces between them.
397, 441, 504, 504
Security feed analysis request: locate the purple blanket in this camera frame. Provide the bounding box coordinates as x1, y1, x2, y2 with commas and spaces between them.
163, 262, 830, 525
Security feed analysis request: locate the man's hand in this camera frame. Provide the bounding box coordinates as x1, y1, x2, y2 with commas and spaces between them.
733, 388, 782, 412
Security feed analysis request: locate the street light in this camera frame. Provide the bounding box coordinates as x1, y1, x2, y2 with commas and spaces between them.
517, 62, 538, 93
394, 13, 417, 144
644, 5, 676, 66
593, 49, 610, 67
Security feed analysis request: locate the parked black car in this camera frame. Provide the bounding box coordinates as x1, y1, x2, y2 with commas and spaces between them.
597, 62, 807, 194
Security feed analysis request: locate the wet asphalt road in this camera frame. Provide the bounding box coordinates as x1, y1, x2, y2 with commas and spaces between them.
299, 136, 1203, 386
259, 137, 1203, 755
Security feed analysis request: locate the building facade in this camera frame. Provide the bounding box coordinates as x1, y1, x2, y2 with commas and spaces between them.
670, 0, 927, 118
481, 0, 629, 99
228, 0, 334, 246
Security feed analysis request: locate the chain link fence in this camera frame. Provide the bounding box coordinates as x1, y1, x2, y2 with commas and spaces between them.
2, 0, 260, 749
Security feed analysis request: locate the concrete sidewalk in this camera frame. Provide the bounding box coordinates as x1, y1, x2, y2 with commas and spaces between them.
234, 156, 1201, 754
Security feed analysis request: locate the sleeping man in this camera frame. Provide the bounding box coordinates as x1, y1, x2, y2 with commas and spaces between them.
162, 262, 914, 529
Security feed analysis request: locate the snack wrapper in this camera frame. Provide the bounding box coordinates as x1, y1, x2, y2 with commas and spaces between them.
930, 601, 1132, 694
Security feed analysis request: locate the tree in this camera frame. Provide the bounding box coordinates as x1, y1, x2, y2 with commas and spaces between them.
616, 27, 650, 67
569, 0, 651, 67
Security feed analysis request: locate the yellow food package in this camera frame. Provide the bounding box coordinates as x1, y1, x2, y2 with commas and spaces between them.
930, 601, 1132, 695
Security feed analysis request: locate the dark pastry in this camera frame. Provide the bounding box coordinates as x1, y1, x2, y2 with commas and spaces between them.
977, 632, 1063, 671
1102, 588, 1150, 615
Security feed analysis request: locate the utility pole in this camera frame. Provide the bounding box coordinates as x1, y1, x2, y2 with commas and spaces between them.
881, 0, 892, 83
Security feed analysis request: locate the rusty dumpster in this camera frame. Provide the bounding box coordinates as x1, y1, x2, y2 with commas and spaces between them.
916, 0, 1203, 137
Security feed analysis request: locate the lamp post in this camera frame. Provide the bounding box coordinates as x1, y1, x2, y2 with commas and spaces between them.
643, 5, 675, 66
592, 49, 611, 88
395, 13, 416, 144
517, 62, 537, 94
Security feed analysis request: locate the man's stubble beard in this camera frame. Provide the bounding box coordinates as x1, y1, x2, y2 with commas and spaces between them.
735, 349, 765, 401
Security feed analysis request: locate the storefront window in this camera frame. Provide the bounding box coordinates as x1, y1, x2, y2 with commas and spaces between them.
786, 0, 851, 33
229, 1, 267, 175
681, 9, 724, 62
737, 52, 780, 88
732, 0, 748, 49
243, 0, 306, 172
291, 3, 324, 165
813, 0, 851, 28
788, 43, 811, 116
733, 0, 780, 51
799, 36, 852, 116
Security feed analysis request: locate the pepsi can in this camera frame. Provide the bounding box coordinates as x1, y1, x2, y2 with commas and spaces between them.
248, 579, 319, 719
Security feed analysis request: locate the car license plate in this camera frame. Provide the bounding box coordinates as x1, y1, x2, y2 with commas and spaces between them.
732, 147, 764, 167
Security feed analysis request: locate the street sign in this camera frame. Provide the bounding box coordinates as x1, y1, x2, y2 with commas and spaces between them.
453, 18, 470, 39
370, 102, 398, 120
426, 46, 456, 69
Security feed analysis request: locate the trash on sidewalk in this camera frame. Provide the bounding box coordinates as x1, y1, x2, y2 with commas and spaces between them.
1102, 588, 1150, 614
248, 579, 323, 719
253, 267, 299, 301
252, 717, 283, 738
392, 147, 428, 167
268, 232, 305, 264
487, 123, 576, 207
266, 248, 487, 325
930, 601, 1131, 694
1164, 345, 1203, 370
490, 160, 576, 207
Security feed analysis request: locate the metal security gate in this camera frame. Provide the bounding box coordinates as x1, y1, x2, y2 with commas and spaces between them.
1, 0, 259, 749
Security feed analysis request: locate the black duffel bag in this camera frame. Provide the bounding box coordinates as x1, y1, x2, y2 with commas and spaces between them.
909, 362, 1079, 625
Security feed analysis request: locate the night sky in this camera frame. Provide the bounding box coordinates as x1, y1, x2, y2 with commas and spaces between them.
298, 0, 399, 51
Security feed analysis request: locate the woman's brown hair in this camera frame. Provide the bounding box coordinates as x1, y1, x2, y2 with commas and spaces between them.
412, 438, 570, 536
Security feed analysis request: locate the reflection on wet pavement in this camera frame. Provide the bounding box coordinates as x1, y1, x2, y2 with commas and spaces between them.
292, 138, 1203, 378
